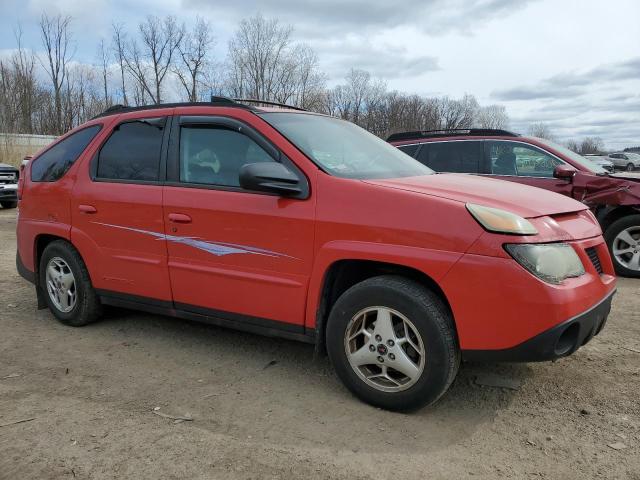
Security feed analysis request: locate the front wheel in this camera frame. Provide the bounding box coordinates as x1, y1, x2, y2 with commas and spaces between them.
326, 275, 460, 411
626, 163, 635, 172
605, 214, 640, 278
1, 200, 17, 209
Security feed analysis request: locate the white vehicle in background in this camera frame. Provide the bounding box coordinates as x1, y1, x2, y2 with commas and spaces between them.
583, 154, 614, 173
607, 152, 640, 171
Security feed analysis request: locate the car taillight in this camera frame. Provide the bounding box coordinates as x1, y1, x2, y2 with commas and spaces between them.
17, 158, 29, 200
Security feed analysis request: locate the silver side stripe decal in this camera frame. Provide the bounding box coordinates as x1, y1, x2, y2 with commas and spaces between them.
92, 222, 297, 259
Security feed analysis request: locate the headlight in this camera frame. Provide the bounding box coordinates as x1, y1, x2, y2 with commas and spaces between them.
505, 243, 585, 284
466, 203, 537, 235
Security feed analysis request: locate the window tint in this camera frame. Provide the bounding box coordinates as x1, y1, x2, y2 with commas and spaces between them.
31, 125, 101, 182
96, 119, 165, 182
488, 141, 562, 177
397, 144, 420, 158
179, 127, 274, 187
419, 141, 482, 173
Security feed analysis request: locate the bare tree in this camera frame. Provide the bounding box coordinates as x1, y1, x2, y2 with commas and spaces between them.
39, 13, 73, 134
111, 23, 129, 106
98, 39, 111, 106
580, 137, 604, 154
437, 94, 478, 130
174, 17, 213, 102
124, 15, 184, 104
476, 104, 510, 129
566, 139, 580, 153
227, 14, 293, 101
529, 122, 555, 140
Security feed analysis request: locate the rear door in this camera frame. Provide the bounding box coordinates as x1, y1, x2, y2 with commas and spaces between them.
483, 140, 574, 196
416, 140, 483, 174
71, 111, 173, 303
161, 113, 315, 330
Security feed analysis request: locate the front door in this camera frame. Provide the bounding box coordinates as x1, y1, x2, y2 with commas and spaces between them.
483, 140, 574, 197
162, 114, 315, 330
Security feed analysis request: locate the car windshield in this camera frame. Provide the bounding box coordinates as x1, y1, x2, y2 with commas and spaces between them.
534, 137, 607, 174
259, 112, 433, 179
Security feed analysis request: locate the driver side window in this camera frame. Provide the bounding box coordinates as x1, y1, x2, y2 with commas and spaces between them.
488, 141, 563, 178
179, 126, 273, 187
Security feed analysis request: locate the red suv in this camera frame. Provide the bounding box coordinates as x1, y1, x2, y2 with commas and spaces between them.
389, 129, 640, 278
16, 100, 616, 411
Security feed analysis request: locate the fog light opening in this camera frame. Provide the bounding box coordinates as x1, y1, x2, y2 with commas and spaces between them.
555, 323, 579, 356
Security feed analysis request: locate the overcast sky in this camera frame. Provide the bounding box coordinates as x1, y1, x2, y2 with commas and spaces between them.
0, 0, 638, 149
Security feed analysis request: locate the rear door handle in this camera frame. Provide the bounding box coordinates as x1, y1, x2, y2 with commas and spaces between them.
168, 213, 192, 224
78, 204, 97, 214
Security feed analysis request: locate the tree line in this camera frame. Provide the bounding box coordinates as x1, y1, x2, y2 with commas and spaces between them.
0, 13, 513, 140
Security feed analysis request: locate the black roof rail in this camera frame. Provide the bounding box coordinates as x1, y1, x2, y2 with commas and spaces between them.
91, 96, 308, 120
387, 128, 520, 142
91, 96, 256, 120
234, 98, 308, 112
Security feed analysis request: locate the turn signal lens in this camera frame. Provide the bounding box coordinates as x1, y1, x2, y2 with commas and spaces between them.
466, 203, 538, 235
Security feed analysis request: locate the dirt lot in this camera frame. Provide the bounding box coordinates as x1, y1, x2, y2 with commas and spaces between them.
0, 207, 638, 480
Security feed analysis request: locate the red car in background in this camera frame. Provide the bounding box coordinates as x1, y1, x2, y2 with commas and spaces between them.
16, 102, 616, 410
389, 129, 640, 277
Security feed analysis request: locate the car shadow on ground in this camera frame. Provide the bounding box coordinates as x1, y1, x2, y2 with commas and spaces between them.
73, 306, 535, 454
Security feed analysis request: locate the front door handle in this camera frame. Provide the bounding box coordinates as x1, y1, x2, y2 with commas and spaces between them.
78, 204, 97, 214
168, 213, 192, 224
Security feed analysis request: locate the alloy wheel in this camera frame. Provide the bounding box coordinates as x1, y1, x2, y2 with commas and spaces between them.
344, 306, 425, 392
45, 257, 77, 313
612, 227, 640, 272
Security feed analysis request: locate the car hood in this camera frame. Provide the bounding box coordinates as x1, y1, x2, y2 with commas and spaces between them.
364, 174, 587, 218
0, 163, 17, 170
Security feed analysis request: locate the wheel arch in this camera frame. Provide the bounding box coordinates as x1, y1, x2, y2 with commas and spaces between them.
597, 205, 640, 233
312, 258, 456, 355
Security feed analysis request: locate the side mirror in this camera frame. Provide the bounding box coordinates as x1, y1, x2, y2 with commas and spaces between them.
553, 164, 577, 180
239, 162, 303, 197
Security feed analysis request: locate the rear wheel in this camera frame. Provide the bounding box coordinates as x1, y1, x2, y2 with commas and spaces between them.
39, 240, 102, 326
326, 275, 459, 411
1, 201, 17, 209
605, 214, 640, 278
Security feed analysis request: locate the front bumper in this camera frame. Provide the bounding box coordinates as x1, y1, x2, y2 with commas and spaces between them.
462, 289, 615, 362
0, 184, 18, 201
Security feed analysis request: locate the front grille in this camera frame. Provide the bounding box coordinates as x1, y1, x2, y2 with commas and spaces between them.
0, 172, 17, 184
586, 247, 603, 274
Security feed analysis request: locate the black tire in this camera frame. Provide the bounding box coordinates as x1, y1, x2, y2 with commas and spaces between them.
1, 200, 17, 209
604, 214, 640, 278
326, 275, 460, 411
39, 240, 102, 326
626, 163, 635, 172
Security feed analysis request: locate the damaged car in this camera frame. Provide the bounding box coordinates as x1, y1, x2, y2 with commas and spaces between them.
389, 129, 640, 277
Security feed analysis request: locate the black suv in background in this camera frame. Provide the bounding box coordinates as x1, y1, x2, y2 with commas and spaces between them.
0, 163, 19, 209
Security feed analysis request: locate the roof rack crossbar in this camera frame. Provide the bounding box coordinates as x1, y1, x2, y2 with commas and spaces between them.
387, 128, 519, 142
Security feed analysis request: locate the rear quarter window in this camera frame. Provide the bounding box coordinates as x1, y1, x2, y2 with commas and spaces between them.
31, 125, 101, 182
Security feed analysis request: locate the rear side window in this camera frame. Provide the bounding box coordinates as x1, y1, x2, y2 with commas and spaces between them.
96, 119, 165, 182
397, 144, 420, 158
418, 141, 482, 173
179, 126, 274, 187
31, 125, 101, 182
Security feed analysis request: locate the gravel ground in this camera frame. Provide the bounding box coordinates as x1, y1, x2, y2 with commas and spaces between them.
0, 207, 638, 479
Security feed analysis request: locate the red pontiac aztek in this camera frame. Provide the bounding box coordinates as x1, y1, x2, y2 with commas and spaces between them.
16, 99, 616, 411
